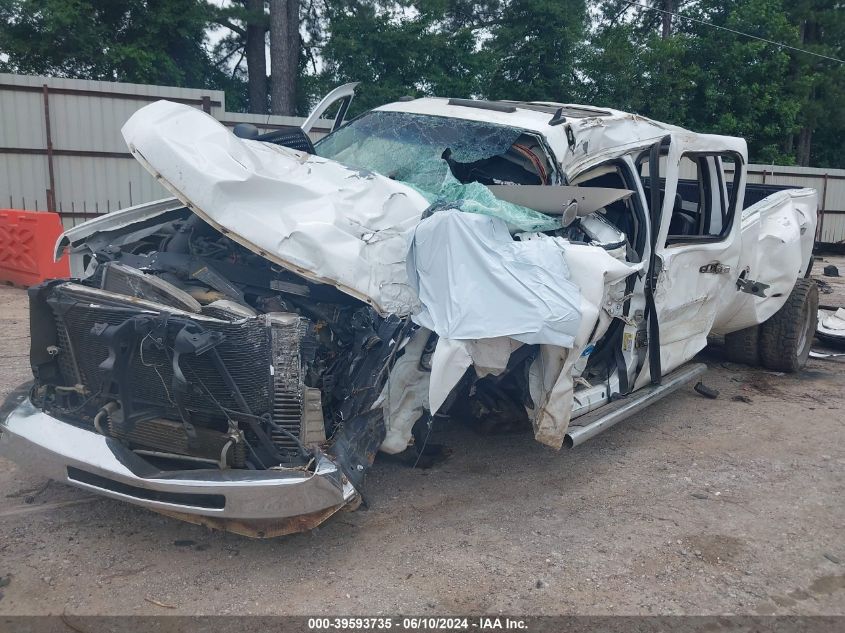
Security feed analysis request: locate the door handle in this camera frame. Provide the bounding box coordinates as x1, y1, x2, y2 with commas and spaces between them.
699, 262, 731, 274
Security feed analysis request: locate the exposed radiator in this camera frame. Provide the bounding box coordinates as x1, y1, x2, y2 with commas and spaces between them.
108, 416, 247, 467
268, 314, 309, 453
44, 283, 320, 465
48, 284, 272, 421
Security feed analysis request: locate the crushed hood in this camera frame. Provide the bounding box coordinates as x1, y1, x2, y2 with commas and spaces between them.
122, 100, 431, 315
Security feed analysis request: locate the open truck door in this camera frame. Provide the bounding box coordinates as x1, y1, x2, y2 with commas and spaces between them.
301, 82, 359, 134
233, 83, 359, 150
636, 137, 746, 386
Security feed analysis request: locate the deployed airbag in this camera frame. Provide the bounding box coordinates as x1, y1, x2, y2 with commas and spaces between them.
406, 210, 582, 347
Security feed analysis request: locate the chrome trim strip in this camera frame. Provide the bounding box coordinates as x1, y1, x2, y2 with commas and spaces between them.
565, 363, 708, 448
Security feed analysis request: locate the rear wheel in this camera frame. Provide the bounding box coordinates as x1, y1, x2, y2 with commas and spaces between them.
804, 255, 815, 278
759, 279, 818, 372
723, 325, 760, 366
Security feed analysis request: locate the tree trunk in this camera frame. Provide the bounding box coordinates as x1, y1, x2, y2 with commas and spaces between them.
270, 0, 299, 116
794, 18, 816, 166
661, 0, 674, 38
782, 131, 794, 158
781, 19, 804, 160
796, 127, 813, 167
245, 0, 268, 114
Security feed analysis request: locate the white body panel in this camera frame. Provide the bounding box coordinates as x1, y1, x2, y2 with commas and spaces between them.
712, 188, 818, 334
122, 100, 430, 316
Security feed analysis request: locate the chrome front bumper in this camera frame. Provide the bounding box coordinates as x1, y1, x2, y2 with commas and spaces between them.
0, 399, 358, 535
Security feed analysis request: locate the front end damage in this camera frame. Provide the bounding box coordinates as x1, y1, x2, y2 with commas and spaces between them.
1, 99, 649, 536
6, 233, 412, 535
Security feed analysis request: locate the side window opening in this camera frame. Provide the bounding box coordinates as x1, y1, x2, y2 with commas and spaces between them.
565, 160, 647, 261
637, 150, 667, 218
568, 161, 647, 259
638, 152, 738, 244
670, 156, 709, 237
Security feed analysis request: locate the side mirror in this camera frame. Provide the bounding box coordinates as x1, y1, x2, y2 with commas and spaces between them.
561, 201, 579, 227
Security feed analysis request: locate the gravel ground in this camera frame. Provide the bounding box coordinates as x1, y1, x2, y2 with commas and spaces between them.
0, 258, 843, 616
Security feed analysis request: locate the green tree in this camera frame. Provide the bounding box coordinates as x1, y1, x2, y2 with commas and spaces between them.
209, 0, 270, 114
782, 0, 845, 166
674, 0, 802, 164
2, 0, 840, 167
586, 0, 811, 164
308, 0, 491, 114
480, 0, 587, 102
270, 0, 300, 115
0, 0, 224, 88
307, 0, 588, 113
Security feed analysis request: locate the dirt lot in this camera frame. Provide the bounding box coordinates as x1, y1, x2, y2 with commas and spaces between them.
0, 258, 843, 617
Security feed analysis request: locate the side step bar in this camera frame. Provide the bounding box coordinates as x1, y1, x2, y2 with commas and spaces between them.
565, 363, 707, 448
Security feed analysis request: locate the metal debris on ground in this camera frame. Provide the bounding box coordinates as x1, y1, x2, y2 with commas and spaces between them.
816, 279, 833, 294
809, 350, 845, 359
816, 307, 845, 345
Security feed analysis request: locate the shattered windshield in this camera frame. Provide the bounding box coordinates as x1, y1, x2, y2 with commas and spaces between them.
314, 110, 561, 232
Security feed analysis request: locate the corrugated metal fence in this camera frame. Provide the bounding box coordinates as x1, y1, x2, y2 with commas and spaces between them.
2, 73, 844, 242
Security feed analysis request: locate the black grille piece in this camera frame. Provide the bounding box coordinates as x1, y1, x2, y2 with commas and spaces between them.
45, 282, 316, 467
67, 467, 225, 509
53, 311, 81, 385
256, 126, 316, 154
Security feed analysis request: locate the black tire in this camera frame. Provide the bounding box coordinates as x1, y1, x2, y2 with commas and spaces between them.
723, 325, 760, 366
804, 255, 815, 278
759, 278, 818, 372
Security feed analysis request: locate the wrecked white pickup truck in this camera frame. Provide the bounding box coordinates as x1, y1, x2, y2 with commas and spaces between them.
0, 87, 818, 537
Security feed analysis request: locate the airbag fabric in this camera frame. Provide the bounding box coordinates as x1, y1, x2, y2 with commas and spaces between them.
407, 211, 582, 347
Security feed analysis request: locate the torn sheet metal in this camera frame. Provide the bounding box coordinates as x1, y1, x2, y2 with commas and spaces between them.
56, 197, 184, 275
431, 176, 562, 232
809, 349, 845, 359
300, 81, 359, 133
429, 338, 474, 415
525, 241, 642, 447
374, 99, 680, 180
411, 214, 642, 447
486, 184, 633, 217
406, 210, 582, 348
427, 336, 523, 415
122, 101, 431, 315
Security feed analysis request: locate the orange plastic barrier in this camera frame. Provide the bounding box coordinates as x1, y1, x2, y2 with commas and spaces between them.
0, 209, 70, 287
